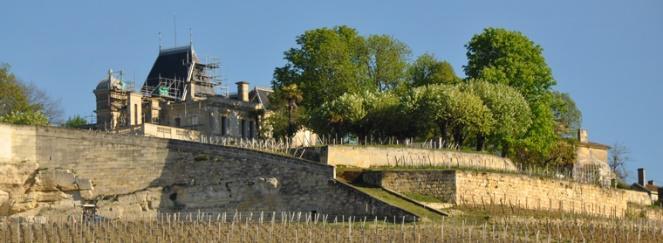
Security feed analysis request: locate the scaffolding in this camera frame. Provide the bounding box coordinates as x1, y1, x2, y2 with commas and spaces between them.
140, 56, 221, 101
191, 56, 221, 97
141, 75, 186, 100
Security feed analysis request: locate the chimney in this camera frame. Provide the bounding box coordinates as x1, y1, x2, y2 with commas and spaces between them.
648, 180, 655, 186
577, 129, 588, 143
236, 81, 249, 102
638, 168, 645, 186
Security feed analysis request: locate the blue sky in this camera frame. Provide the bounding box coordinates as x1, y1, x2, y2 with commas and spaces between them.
2, 0, 661, 183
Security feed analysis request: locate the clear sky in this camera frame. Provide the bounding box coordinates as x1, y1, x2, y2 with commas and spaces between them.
2, 0, 661, 183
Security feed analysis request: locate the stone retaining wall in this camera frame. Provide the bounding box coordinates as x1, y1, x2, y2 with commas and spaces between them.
363, 170, 652, 218
0, 124, 414, 219
323, 145, 517, 171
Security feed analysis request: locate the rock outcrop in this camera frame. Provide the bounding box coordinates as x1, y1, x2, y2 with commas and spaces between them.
0, 162, 96, 218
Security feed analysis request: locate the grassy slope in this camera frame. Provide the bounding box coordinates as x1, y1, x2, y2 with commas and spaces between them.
336, 176, 446, 222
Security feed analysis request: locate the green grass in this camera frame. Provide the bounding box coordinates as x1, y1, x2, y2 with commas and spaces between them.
341, 181, 445, 223
401, 192, 444, 203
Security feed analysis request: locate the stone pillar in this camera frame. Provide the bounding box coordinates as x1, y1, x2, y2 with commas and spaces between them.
128, 92, 143, 126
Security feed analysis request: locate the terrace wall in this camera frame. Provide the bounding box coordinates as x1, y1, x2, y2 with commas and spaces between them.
363, 170, 652, 218
0, 124, 413, 219
322, 145, 517, 171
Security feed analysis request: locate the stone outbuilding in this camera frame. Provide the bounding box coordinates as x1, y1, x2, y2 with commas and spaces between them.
572, 129, 615, 186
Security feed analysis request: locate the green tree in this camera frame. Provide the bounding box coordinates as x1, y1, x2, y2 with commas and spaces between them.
464, 28, 558, 158
510, 97, 559, 160
409, 54, 459, 87
0, 110, 48, 126
265, 85, 306, 138
463, 81, 532, 151
281, 84, 304, 136
367, 35, 411, 91
361, 91, 413, 139
550, 91, 582, 137
64, 115, 88, 128
310, 92, 367, 136
0, 64, 52, 126
412, 84, 494, 147
464, 27, 555, 102
273, 26, 371, 110
0, 64, 33, 115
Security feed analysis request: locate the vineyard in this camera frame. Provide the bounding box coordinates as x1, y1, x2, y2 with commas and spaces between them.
2, 212, 663, 242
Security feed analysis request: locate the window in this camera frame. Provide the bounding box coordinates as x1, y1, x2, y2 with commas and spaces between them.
240, 119, 246, 138
192, 115, 199, 126
134, 104, 138, 125
221, 116, 227, 135
249, 121, 255, 139
174, 118, 181, 127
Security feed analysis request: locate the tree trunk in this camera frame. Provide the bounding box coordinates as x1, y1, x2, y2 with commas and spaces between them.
453, 126, 464, 149
438, 121, 449, 145
501, 142, 510, 157
476, 134, 485, 151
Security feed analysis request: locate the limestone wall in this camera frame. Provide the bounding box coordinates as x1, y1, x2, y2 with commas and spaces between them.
362, 171, 456, 203
364, 170, 652, 218
141, 123, 201, 141
0, 123, 413, 220
454, 171, 633, 217
323, 145, 517, 171
623, 189, 653, 205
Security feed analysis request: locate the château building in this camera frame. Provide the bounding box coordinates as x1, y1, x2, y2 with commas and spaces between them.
93, 45, 273, 140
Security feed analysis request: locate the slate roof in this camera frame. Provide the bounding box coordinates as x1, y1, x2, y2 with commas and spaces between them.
142, 46, 198, 99
250, 87, 273, 108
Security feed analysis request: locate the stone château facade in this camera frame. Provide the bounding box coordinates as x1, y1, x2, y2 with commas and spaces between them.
93, 45, 273, 139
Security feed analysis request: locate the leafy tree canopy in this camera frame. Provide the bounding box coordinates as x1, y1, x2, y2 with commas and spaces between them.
464, 28, 555, 102
0, 64, 55, 126
273, 26, 414, 109
550, 91, 582, 137
273, 26, 372, 109
411, 84, 494, 145
64, 115, 88, 128
409, 54, 459, 87
463, 80, 531, 139
367, 35, 411, 91
0, 110, 48, 126
0, 64, 34, 115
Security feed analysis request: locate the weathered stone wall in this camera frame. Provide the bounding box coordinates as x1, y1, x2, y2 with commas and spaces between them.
323, 145, 517, 171
364, 170, 652, 218
623, 189, 653, 205
0, 124, 413, 220
362, 171, 456, 203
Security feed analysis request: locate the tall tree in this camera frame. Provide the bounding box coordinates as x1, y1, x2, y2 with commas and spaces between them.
412, 84, 494, 147
0, 64, 51, 126
281, 84, 304, 136
550, 91, 582, 137
463, 81, 532, 151
464, 28, 558, 158
273, 26, 371, 110
464, 28, 555, 102
366, 35, 411, 91
309, 92, 367, 136
0, 64, 33, 115
409, 54, 459, 87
